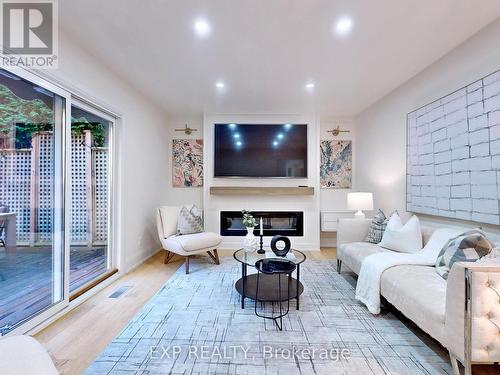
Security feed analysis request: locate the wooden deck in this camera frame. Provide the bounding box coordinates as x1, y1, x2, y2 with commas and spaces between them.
0, 246, 107, 333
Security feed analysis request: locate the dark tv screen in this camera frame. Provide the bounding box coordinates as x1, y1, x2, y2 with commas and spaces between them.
214, 124, 307, 177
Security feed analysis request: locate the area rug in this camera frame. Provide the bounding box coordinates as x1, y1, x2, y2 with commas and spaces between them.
85, 256, 452, 375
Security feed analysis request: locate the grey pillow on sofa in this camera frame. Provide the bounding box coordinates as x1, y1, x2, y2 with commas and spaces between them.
177, 205, 203, 235
435, 230, 493, 280
365, 209, 388, 244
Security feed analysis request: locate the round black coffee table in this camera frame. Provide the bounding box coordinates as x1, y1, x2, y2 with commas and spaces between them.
233, 248, 306, 310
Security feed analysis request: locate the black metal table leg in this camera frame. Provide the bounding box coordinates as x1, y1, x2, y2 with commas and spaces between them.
296, 264, 300, 310
241, 262, 246, 309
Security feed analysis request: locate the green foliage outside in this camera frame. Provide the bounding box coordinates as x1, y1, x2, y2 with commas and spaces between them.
0, 84, 105, 148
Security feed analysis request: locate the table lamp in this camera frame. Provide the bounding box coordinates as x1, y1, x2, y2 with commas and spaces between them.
347, 192, 373, 219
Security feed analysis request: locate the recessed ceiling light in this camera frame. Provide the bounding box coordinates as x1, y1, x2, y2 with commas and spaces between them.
236, 141, 242, 147
215, 82, 225, 88
277, 133, 284, 139
305, 82, 315, 89
233, 133, 240, 139
335, 16, 353, 36
194, 18, 211, 38
273, 141, 279, 146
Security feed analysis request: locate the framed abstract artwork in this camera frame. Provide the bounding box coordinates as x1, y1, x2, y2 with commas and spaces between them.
320, 140, 352, 188
406, 69, 500, 225
172, 139, 203, 187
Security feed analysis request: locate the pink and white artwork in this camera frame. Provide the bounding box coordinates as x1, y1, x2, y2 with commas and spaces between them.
320, 140, 352, 188
172, 139, 203, 187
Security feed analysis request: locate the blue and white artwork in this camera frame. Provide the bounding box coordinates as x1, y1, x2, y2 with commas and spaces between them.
406, 69, 500, 225
320, 140, 352, 188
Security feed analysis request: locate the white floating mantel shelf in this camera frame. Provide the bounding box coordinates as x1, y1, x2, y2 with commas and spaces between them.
209, 186, 314, 196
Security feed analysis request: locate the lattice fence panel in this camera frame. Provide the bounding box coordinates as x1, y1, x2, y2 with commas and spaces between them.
0, 150, 31, 242
70, 133, 89, 243
35, 132, 54, 243
93, 148, 108, 243
0, 132, 109, 245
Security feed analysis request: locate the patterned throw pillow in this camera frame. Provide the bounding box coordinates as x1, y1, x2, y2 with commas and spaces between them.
365, 209, 388, 244
177, 205, 203, 235
435, 230, 493, 280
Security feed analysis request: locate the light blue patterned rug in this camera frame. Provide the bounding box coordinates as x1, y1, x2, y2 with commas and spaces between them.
85, 256, 452, 375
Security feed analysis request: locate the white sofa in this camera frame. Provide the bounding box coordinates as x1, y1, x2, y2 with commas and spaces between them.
336, 218, 500, 375
0, 335, 58, 375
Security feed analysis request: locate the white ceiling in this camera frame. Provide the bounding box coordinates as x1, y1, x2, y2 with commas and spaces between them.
60, 1, 500, 117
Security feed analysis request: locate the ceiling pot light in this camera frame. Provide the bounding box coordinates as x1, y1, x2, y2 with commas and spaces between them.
215, 82, 225, 88
305, 82, 315, 89
335, 16, 353, 36
194, 18, 211, 38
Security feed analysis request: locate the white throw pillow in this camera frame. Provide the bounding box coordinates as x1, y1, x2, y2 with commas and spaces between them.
378, 213, 423, 253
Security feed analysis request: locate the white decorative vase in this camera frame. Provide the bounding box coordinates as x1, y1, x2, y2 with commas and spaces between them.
243, 227, 258, 252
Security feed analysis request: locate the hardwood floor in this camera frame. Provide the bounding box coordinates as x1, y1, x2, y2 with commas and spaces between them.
35, 249, 336, 375
35, 248, 496, 375
35, 251, 183, 375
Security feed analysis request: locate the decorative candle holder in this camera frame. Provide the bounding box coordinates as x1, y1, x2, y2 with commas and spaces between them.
257, 235, 265, 254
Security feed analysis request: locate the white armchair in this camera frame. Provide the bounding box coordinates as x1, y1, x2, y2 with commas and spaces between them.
156, 206, 222, 274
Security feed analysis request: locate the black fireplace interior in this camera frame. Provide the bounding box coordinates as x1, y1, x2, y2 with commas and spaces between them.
220, 211, 303, 236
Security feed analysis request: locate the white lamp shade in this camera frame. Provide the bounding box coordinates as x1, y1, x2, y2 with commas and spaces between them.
347, 192, 374, 211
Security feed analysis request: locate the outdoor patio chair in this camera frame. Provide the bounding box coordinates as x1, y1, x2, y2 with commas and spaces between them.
0, 204, 8, 248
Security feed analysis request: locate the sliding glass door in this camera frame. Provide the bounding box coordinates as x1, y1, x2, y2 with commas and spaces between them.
69, 103, 114, 293
0, 68, 117, 335
0, 69, 66, 334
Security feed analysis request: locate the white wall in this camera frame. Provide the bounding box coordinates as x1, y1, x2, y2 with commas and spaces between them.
319, 118, 357, 210
355, 18, 500, 235
166, 114, 204, 207
203, 114, 321, 250
49, 32, 171, 270
319, 118, 357, 247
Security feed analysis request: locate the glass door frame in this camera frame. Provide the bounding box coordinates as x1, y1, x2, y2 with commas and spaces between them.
2, 67, 120, 335
2, 66, 72, 336
68, 98, 118, 298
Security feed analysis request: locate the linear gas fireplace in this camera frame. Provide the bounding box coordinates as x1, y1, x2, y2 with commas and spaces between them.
220, 211, 303, 237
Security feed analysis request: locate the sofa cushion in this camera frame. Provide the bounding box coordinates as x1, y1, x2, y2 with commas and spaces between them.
365, 209, 388, 244
338, 242, 392, 274
165, 232, 222, 253
0, 335, 58, 375
381, 265, 447, 346
435, 229, 493, 280
379, 213, 423, 253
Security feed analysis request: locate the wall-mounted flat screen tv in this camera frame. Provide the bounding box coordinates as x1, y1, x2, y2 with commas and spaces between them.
214, 123, 307, 178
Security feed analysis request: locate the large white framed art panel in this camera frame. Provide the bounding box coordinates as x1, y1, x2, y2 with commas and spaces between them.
406, 70, 500, 225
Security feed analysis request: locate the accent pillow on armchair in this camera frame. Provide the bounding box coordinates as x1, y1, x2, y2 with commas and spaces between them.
177, 205, 203, 235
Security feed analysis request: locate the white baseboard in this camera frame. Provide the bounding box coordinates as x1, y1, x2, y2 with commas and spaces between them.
125, 248, 163, 274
